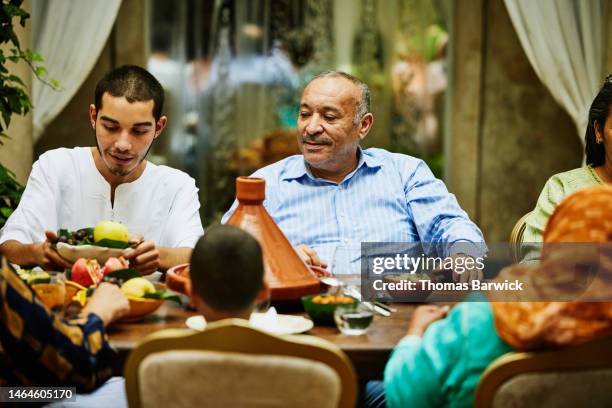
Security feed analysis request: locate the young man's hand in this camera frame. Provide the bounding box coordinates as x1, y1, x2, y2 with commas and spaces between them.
33, 231, 72, 270
124, 240, 160, 275
81, 282, 130, 326
406, 305, 450, 337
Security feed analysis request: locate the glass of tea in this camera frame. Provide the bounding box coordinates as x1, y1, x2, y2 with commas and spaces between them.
334, 302, 374, 336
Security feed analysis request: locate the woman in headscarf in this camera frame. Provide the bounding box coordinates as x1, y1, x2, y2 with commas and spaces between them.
371, 185, 612, 408
493, 184, 612, 350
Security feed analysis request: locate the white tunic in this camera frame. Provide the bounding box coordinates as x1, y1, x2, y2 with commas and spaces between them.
0, 147, 204, 248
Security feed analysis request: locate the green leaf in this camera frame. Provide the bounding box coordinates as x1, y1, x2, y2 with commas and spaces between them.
34, 66, 46, 77
93, 239, 130, 249
0, 207, 13, 217
104, 268, 140, 282
30, 52, 43, 62
28, 277, 51, 285
6, 75, 23, 85
143, 291, 182, 305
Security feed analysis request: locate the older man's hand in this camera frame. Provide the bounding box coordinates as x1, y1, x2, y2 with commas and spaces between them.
295, 244, 328, 268
450, 253, 483, 283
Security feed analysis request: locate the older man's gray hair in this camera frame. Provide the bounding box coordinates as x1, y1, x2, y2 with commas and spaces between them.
311, 70, 371, 124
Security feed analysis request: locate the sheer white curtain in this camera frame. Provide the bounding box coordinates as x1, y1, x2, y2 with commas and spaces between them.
504, 0, 605, 144
31, 0, 122, 140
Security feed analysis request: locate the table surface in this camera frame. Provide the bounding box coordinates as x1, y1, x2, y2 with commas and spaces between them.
107, 302, 417, 380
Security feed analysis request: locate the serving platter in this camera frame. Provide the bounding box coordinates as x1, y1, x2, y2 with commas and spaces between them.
56, 242, 128, 263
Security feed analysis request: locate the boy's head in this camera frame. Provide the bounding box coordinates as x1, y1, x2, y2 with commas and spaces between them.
89, 65, 167, 179
94, 65, 165, 121
190, 225, 266, 322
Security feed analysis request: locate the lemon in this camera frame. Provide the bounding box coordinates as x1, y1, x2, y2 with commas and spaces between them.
74, 289, 88, 307
93, 220, 129, 244
121, 278, 156, 298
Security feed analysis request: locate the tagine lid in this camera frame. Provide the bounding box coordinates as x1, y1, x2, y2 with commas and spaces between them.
228, 177, 321, 300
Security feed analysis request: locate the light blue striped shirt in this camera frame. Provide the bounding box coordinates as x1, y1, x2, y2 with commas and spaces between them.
222, 148, 485, 274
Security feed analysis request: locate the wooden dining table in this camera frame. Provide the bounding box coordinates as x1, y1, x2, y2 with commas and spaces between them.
107, 301, 418, 381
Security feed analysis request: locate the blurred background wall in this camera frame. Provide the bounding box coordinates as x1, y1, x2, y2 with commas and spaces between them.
26, 0, 612, 241
446, 0, 583, 242
33, 0, 146, 157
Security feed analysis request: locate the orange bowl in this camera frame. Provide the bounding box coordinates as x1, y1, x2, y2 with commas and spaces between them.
166, 263, 191, 296
66, 280, 166, 321
123, 296, 164, 321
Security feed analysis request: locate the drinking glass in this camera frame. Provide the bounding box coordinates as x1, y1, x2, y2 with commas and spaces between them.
334, 303, 374, 336
330, 243, 362, 276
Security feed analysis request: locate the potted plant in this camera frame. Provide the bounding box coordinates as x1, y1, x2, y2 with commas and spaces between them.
0, 0, 58, 227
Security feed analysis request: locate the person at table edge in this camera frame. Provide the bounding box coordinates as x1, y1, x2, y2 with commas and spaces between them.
0, 256, 129, 391
0, 65, 204, 274
222, 70, 485, 282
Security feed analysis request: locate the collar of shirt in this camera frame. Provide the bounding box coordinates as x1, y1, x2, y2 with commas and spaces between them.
280, 147, 383, 184
85, 148, 155, 199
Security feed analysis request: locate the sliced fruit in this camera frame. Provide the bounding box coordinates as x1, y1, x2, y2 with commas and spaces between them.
71, 258, 102, 287
74, 289, 88, 307
102, 256, 130, 276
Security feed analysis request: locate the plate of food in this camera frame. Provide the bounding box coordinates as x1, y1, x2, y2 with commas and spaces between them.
70, 270, 181, 321
186, 308, 314, 335
382, 272, 432, 302
301, 294, 359, 326
56, 221, 134, 263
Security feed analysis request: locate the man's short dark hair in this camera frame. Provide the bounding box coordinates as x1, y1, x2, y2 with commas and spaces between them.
190, 225, 264, 313
94, 65, 165, 121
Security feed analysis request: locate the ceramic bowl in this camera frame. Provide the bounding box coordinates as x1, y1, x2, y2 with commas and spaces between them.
301, 294, 359, 326
56, 242, 127, 264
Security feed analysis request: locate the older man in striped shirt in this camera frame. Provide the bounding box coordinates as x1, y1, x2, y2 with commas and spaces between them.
223, 71, 485, 282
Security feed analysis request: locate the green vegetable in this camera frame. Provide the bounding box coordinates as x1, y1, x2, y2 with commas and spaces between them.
93, 238, 131, 249
27, 277, 51, 285
103, 268, 140, 283
143, 291, 182, 305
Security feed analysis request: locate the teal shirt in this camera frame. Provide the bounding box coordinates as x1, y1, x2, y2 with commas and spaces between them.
384, 301, 513, 408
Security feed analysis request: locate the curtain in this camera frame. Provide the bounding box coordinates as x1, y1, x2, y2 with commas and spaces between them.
504, 0, 605, 143
31, 0, 122, 141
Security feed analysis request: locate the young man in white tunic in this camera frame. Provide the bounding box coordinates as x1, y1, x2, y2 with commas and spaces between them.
0, 65, 204, 275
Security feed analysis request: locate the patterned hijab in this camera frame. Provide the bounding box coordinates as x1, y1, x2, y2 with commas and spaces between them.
492, 185, 612, 350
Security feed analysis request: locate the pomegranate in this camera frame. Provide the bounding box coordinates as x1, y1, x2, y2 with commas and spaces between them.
102, 256, 129, 276
71, 258, 102, 287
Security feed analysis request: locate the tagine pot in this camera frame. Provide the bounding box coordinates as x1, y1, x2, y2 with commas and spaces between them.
226, 177, 321, 300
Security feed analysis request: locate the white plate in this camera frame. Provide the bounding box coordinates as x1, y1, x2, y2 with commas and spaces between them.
56, 242, 128, 264
185, 312, 314, 336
